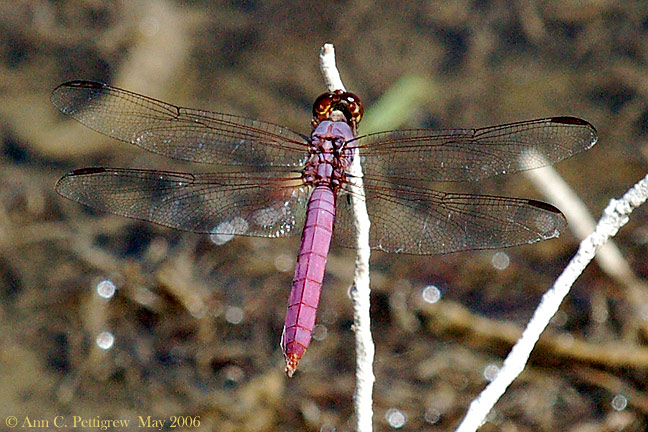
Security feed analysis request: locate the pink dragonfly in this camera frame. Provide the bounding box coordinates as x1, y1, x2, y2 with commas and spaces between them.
52, 80, 597, 376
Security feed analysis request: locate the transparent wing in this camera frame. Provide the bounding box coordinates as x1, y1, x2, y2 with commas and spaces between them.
51, 80, 309, 167
353, 117, 597, 183
56, 167, 311, 237
333, 177, 566, 255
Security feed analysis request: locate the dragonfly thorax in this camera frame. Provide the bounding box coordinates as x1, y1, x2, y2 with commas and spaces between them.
303, 120, 355, 189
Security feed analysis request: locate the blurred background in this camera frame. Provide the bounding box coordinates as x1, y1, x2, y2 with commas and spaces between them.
1, 0, 648, 430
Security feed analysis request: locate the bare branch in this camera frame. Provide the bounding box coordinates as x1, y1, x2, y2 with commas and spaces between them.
319, 43, 375, 432
457, 173, 648, 431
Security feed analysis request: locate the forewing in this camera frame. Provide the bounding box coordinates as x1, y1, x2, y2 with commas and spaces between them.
51, 80, 309, 167
56, 168, 310, 237
353, 117, 597, 183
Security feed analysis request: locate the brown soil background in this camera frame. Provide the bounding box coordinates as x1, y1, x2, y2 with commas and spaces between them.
1, 1, 648, 431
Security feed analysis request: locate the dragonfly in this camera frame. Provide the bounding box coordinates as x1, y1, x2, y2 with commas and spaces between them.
52, 80, 597, 376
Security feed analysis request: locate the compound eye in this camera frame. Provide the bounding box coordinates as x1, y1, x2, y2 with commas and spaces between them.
312, 90, 365, 127
312, 92, 335, 123
343, 92, 364, 125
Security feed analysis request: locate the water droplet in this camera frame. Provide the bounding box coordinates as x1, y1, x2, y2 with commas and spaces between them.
483, 364, 500, 381
210, 217, 249, 245
312, 324, 328, 341
225, 306, 244, 325
188, 301, 207, 319
274, 253, 293, 272
491, 252, 510, 270
389, 291, 407, 310
424, 407, 441, 424
96, 331, 114, 350
560, 333, 575, 347
96, 279, 116, 299
385, 408, 407, 429
210, 232, 234, 246
611, 394, 627, 411
421, 285, 441, 304
633, 226, 648, 245
223, 365, 245, 387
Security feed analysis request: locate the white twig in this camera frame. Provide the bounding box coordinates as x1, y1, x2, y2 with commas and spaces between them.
319, 43, 375, 432
456, 173, 648, 432
526, 162, 648, 316
319, 44, 346, 92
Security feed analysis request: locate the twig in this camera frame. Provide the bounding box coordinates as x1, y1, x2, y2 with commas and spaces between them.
319, 43, 375, 432
456, 173, 648, 432
525, 162, 648, 335
319, 44, 346, 92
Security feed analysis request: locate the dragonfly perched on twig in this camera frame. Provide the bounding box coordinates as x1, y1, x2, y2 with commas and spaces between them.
52, 80, 597, 376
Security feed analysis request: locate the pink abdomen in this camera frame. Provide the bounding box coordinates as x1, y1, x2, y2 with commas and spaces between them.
282, 185, 336, 376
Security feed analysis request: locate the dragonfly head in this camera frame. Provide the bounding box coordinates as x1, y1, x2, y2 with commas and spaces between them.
312, 90, 364, 131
